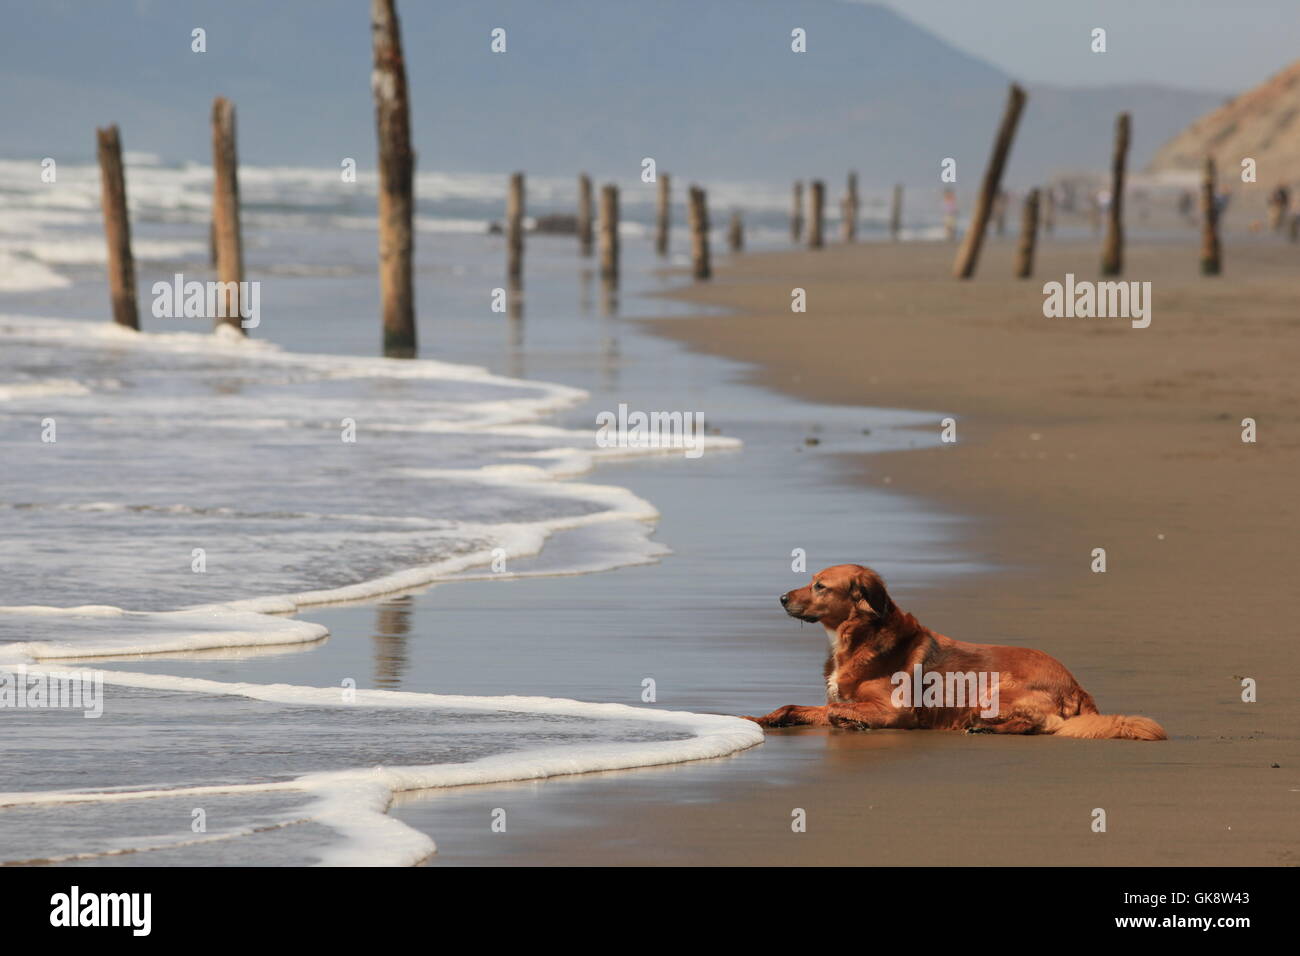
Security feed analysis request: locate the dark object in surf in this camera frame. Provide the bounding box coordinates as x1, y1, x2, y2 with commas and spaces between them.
534, 213, 578, 235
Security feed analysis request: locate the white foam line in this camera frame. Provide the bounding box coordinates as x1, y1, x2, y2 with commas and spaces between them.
0, 666, 764, 866
0, 606, 327, 663
2, 817, 313, 866
221, 475, 666, 615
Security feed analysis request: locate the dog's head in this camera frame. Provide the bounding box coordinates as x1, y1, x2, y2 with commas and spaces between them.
780, 564, 895, 629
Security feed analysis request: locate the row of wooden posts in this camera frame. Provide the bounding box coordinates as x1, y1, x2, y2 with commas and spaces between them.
951, 85, 1224, 279
790, 178, 905, 247
510, 171, 718, 282
95, 95, 246, 337
94, 2, 1227, 359
786, 84, 1226, 280
497, 81, 1228, 313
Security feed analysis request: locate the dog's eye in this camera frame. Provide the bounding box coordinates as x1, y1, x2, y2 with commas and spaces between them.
813, 582, 824, 591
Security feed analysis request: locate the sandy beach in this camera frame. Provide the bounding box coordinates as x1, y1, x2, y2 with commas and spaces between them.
641, 235, 1299, 864
384, 234, 1299, 867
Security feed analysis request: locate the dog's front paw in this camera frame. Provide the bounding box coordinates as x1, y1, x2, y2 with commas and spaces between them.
828, 710, 871, 731
749, 705, 799, 728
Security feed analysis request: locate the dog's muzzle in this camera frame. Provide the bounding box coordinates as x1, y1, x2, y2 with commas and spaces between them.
780, 593, 818, 623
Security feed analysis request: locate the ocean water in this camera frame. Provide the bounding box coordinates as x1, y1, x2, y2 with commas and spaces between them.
0, 157, 969, 865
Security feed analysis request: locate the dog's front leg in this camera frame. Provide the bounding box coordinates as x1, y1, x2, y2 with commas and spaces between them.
826, 702, 915, 731
744, 704, 830, 728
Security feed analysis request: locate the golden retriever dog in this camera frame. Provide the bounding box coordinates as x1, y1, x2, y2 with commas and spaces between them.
746, 564, 1165, 740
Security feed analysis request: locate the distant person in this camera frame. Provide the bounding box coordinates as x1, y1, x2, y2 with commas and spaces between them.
1177, 189, 1194, 223
1133, 187, 1149, 222
1215, 186, 1232, 217
943, 189, 958, 241
1088, 191, 1105, 233
1268, 184, 1290, 231
992, 190, 1008, 236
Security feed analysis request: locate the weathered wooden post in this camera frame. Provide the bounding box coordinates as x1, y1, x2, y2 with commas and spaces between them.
371, 0, 416, 357
1101, 112, 1130, 276
211, 98, 246, 334
95, 125, 139, 330
1015, 188, 1040, 279
508, 279, 523, 323
210, 99, 249, 333
1200, 156, 1221, 275
656, 173, 670, 256
953, 83, 1027, 279
688, 185, 711, 280
506, 172, 524, 282
841, 172, 858, 242
577, 173, 594, 257
808, 179, 825, 249
728, 211, 743, 252
598, 183, 619, 281
889, 184, 902, 240
791, 181, 804, 243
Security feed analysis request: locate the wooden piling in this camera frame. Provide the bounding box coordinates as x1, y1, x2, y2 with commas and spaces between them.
953, 83, 1027, 279
95, 124, 138, 330
841, 172, 858, 242
598, 183, 619, 281
371, 0, 417, 357
656, 173, 670, 256
210, 97, 245, 334
1200, 156, 1221, 275
577, 173, 593, 257
808, 179, 825, 249
1101, 112, 1130, 276
791, 181, 804, 243
688, 186, 711, 280
889, 184, 902, 240
1015, 188, 1040, 279
506, 171, 524, 282
728, 211, 743, 252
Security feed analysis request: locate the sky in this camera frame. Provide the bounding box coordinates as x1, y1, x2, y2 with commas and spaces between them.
0, 0, 1277, 175
872, 0, 1298, 93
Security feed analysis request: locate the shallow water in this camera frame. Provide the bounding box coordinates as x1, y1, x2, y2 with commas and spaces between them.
0, 160, 979, 864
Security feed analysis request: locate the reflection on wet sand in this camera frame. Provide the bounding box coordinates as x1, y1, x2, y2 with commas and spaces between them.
372, 596, 412, 687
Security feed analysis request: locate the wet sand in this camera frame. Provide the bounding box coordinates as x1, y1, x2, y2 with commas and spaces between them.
396, 235, 1297, 865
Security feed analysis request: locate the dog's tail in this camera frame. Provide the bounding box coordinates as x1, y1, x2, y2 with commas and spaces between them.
1052, 713, 1166, 741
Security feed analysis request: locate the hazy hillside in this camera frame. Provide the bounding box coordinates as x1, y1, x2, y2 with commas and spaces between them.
0, 0, 1225, 189
1149, 59, 1300, 183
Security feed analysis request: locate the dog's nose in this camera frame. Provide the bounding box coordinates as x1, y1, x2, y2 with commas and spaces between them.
779, 593, 789, 606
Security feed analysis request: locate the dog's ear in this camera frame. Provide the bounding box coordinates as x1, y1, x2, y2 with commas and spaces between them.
848, 569, 894, 621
